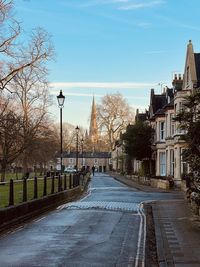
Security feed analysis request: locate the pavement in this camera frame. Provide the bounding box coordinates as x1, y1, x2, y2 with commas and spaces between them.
110, 172, 200, 267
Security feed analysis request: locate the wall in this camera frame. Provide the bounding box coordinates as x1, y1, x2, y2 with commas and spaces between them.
0, 186, 82, 231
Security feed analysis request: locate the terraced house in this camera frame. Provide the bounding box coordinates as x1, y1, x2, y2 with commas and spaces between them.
149, 40, 200, 186
113, 40, 200, 187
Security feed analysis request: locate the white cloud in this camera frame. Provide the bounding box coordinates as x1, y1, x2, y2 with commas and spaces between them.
50, 82, 156, 89
79, 0, 165, 10
119, 0, 165, 10
50, 91, 104, 98
144, 50, 166, 54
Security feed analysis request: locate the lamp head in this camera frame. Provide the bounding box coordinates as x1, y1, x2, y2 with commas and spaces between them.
57, 90, 65, 107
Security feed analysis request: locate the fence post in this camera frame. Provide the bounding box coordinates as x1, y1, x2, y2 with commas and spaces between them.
23, 178, 27, 202
69, 174, 72, 189
9, 179, 14, 206
43, 175, 47, 196
64, 174, 67, 190
60, 174, 63, 191
51, 175, 55, 194
58, 175, 61, 192
34, 176, 38, 199
72, 174, 75, 188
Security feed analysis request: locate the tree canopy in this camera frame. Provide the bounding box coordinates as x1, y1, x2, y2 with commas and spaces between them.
96, 93, 134, 151
122, 121, 154, 161
175, 89, 200, 178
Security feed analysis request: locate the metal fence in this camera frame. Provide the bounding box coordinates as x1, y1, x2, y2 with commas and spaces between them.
0, 173, 88, 209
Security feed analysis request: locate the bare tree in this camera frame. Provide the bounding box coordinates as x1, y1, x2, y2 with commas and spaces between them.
9, 48, 53, 175
24, 122, 59, 175
97, 93, 134, 151
0, 1, 53, 91
0, 94, 24, 181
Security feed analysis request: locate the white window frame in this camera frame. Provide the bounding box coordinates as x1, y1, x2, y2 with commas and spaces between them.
181, 148, 188, 174
159, 121, 165, 141
170, 114, 175, 136
159, 152, 166, 176
170, 149, 174, 176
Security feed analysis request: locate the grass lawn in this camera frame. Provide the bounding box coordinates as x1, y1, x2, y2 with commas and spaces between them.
0, 176, 71, 209
2, 172, 43, 182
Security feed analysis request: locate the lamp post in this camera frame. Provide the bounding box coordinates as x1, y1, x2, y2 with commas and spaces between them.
81, 138, 84, 168
75, 126, 79, 170
57, 90, 65, 174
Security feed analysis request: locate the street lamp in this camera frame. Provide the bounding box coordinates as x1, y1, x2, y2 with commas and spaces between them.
75, 126, 79, 170
57, 90, 65, 174
81, 138, 84, 168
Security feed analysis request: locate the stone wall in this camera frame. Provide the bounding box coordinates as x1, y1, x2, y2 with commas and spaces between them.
0, 186, 81, 231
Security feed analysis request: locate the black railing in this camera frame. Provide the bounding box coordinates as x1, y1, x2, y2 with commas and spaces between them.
0, 172, 90, 208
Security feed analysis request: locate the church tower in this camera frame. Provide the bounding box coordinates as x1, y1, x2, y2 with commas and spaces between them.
89, 96, 98, 144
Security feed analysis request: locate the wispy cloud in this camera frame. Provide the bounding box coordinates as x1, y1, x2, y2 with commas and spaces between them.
50, 82, 156, 89
144, 50, 166, 54
119, 0, 165, 10
80, 0, 165, 10
50, 91, 104, 98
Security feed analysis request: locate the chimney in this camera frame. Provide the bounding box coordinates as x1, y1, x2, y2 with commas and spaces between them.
172, 73, 183, 91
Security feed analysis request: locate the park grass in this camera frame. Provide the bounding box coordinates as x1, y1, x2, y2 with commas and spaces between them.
2, 172, 42, 182
0, 176, 71, 209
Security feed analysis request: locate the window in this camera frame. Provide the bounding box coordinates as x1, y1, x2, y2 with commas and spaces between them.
159, 152, 166, 176
69, 158, 73, 164
170, 149, 174, 176
159, 121, 165, 141
181, 148, 188, 174
170, 114, 175, 136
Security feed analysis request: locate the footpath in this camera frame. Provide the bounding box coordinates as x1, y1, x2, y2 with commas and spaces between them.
111, 172, 200, 267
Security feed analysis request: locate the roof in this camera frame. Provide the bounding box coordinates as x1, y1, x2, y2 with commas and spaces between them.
135, 112, 148, 122
62, 151, 111, 158
154, 108, 165, 116
163, 99, 174, 110
149, 88, 174, 118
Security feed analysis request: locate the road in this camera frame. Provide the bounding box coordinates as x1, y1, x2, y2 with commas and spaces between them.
0, 173, 181, 267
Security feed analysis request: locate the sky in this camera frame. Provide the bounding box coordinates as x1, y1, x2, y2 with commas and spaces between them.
14, 0, 200, 129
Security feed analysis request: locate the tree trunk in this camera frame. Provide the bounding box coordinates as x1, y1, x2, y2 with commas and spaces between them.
1, 161, 7, 182
22, 153, 28, 178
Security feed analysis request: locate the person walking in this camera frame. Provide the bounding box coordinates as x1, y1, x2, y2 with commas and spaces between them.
92, 165, 95, 176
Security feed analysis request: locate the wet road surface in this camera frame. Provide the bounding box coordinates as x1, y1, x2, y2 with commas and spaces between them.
0, 173, 181, 266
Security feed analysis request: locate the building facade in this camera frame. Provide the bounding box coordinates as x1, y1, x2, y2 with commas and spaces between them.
150, 40, 199, 185
112, 41, 200, 186
62, 151, 111, 172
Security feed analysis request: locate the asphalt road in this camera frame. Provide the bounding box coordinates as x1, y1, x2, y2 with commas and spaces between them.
0, 173, 181, 267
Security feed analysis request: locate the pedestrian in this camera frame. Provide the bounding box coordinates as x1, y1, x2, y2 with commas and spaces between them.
92, 165, 95, 176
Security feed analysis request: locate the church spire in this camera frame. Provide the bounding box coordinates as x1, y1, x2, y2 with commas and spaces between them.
89, 96, 98, 143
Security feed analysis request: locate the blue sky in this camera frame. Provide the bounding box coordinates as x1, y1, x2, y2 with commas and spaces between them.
15, 0, 200, 128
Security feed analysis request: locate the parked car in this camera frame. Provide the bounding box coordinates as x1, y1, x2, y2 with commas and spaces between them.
64, 167, 77, 173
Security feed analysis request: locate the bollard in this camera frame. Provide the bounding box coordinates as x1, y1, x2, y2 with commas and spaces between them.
51, 175, 55, 194
34, 176, 38, 199
43, 175, 47, 196
64, 174, 67, 190
9, 179, 14, 206
23, 178, 27, 202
